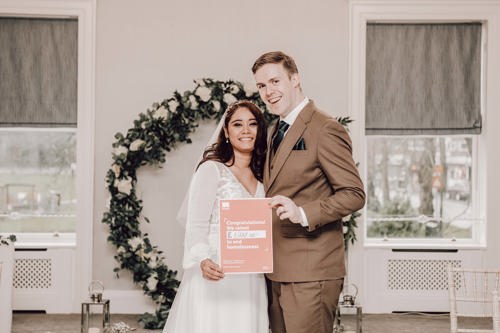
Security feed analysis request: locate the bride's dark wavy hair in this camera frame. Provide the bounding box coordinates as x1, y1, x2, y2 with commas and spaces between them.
198, 100, 267, 182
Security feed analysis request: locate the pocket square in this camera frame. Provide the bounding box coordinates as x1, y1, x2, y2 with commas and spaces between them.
293, 137, 306, 150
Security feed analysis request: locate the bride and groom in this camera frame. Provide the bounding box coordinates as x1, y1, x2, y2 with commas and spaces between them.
163, 51, 366, 333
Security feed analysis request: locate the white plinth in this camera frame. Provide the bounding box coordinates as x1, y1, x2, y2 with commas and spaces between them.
0, 244, 15, 333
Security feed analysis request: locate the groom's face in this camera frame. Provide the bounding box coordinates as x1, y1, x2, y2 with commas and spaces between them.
254, 62, 300, 119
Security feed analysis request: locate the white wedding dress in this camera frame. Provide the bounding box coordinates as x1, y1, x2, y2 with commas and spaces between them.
163, 160, 269, 333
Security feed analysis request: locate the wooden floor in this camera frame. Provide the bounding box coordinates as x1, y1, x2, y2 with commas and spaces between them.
11, 312, 494, 333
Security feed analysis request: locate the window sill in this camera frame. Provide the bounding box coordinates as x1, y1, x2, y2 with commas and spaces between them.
5, 232, 76, 249
364, 238, 486, 250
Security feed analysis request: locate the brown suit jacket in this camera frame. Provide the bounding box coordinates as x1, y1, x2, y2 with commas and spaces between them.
264, 101, 365, 282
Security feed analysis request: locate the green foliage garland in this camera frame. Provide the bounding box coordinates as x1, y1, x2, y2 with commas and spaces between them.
101, 78, 359, 329
0, 234, 16, 246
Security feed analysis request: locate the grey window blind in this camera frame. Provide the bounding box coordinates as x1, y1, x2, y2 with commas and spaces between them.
0, 17, 77, 127
365, 23, 482, 135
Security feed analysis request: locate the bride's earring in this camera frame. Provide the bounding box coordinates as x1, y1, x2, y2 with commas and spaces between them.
225, 137, 229, 143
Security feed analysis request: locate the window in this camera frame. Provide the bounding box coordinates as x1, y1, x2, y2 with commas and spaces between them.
364, 23, 483, 243
0, 18, 77, 235
0, 129, 76, 233
366, 136, 475, 239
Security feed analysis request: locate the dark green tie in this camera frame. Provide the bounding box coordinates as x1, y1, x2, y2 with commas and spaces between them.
273, 120, 290, 153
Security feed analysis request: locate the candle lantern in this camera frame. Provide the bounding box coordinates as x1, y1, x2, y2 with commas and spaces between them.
81, 280, 110, 333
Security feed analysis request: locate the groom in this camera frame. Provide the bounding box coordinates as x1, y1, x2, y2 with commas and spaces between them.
252, 51, 365, 333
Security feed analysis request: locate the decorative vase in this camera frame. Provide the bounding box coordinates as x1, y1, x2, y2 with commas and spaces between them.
0, 243, 15, 333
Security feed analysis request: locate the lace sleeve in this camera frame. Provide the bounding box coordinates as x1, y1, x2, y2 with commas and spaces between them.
182, 161, 220, 269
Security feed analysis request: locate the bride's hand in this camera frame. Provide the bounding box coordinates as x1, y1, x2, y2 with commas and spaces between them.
200, 259, 225, 281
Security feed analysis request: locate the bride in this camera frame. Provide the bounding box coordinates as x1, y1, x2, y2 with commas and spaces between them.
163, 100, 269, 333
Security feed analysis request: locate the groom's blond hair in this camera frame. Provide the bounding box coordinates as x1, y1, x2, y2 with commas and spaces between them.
251, 51, 299, 78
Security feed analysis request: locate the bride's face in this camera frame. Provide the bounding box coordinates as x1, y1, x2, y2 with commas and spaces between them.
224, 107, 259, 154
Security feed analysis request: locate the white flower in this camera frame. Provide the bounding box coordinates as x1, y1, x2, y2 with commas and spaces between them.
130, 139, 145, 151
153, 105, 169, 120
117, 246, 127, 255
230, 84, 240, 94
195, 86, 212, 102
212, 100, 221, 112
148, 254, 160, 269
243, 82, 258, 96
343, 225, 348, 234
114, 177, 133, 195
140, 248, 152, 259
147, 274, 158, 291
194, 78, 205, 86
223, 93, 237, 105
111, 164, 121, 178
167, 99, 179, 112
114, 146, 128, 157
342, 214, 352, 222
189, 94, 198, 109
128, 237, 143, 252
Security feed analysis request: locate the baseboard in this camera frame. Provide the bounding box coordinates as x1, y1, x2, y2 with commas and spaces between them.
102, 290, 158, 314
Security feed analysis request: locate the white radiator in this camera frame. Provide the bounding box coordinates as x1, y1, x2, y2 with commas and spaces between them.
13, 247, 75, 313
363, 248, 482, 313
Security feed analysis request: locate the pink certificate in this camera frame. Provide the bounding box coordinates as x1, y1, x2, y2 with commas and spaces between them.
219, 198, 273, 274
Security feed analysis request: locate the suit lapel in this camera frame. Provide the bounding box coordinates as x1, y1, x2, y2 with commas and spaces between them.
264, 121, 279, 190
267, 102, 315, 190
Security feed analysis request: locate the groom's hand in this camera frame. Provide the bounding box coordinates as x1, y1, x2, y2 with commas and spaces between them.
269, 195, 303, 224
200, 259, 225, 281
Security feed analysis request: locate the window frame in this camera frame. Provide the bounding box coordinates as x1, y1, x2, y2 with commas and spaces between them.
0, 0, 96, 312
364, 134, 483, 247
348, 0, 493, 249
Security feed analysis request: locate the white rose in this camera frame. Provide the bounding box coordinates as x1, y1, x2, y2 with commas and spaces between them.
111, 164, 121, 178
223, 93, 237, 105
212, 100, 221, 112
194, 79, 204, 86
243, 82, 258, 97
140, 249, 152, 259
130, 139, 145, 152
128, 237, 143, 251
115, 177, 133, 195
117, 246, 127, 255
195, 86, 212, 102
114, 146, 128, 157
189, 94, 198, 109
167, 99, 179, 112
153, 105, 169, 120
342, 214, 352, 222
147, 274, 158, 291
230, 84, 240, 94
148, 254, 159, 269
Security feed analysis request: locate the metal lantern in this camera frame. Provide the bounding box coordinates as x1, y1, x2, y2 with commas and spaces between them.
334, 283, 363, 333
81, 280, 110, 333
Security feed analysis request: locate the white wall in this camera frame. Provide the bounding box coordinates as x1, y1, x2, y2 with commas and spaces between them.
94, 0, 350, 291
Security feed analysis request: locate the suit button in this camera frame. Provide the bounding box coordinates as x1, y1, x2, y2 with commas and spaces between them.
271, 165, 274, 170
